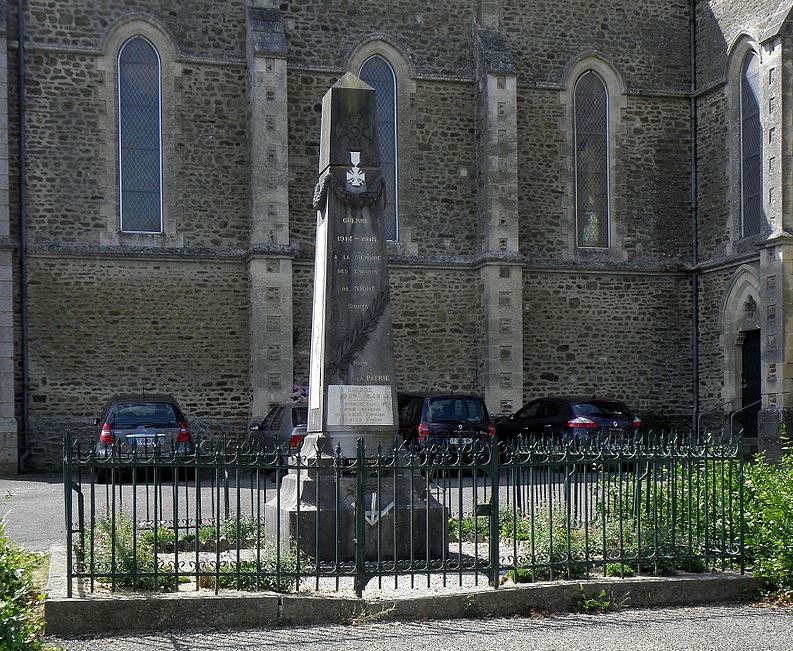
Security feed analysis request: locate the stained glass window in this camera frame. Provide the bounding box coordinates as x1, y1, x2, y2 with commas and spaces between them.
118, 37, 162, 233
574, 71, 609, 248
741, 52, 762, 237
360, 55, 398, 241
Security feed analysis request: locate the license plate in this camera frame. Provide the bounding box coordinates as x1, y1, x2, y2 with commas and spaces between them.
449, 437, 474, 446
137, 437, 161, 447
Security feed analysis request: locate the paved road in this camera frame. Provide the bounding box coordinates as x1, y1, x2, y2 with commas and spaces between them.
0, 474, 65, 551
51, 605, 793, 650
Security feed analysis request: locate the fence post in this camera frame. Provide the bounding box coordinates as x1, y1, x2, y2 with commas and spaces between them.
64, 432, 73, 597
354, 438, 367, 597
489, 441, 500, 588
738, 436, 745, 575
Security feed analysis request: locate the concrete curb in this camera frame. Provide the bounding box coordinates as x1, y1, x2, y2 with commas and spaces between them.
45, 545, 760, 637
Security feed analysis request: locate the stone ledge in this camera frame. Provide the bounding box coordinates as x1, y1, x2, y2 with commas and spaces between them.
45, 545, 759, 637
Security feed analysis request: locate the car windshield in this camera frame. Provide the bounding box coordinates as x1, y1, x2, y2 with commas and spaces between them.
573, 401, 632, 418
113, 402, 179, 428
292, 406, 307, 427
425, 397, 485, 423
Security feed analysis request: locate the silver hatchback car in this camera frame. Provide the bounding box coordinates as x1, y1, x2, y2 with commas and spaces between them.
249, 400, 307, 453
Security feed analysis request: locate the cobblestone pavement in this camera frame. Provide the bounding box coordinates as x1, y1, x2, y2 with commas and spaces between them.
52, 604, 793, 650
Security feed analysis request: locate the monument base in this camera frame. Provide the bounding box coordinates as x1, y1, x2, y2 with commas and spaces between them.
264, 464, 448, 562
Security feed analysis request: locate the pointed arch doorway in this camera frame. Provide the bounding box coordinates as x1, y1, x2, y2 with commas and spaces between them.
720, 266, 762, 451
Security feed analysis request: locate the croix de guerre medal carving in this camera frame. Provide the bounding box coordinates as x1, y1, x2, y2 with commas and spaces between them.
346, 151, 366, 188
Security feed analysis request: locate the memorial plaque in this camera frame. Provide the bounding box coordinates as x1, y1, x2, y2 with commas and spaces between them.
326, 385, 394, 427
306, 73, 398, 455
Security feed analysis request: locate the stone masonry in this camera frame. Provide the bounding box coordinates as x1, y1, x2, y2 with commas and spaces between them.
1, 1, 792, 469
0, 5, 15, 473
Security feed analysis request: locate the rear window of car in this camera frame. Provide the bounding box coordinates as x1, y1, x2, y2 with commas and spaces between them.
112, 402, 179, 428
292, 406, 307, 427
573, 401, 632, 418
424, 397, 486, 424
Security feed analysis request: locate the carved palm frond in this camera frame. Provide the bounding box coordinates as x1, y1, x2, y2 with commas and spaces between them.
327, 289, 389, 380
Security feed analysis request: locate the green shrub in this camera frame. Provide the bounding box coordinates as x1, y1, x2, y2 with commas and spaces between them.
448, 515, 489, 541
0, 520, 48, 650
743, 453, 793, 591
515, 508, 589, 579
507, 567, 534, 583
604, 563, 635, 577
208, 549, 302, 593
88, 513, 177, 591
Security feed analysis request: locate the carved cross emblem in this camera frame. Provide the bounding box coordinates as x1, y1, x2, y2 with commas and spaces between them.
346, 151, 366, 188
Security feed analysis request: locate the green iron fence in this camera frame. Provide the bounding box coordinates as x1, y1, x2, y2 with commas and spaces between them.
64, 432, 744, 597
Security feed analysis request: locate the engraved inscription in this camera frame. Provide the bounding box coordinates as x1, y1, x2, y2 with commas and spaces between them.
326, 385, 394, 427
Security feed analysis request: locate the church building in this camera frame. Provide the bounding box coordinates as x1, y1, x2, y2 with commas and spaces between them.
0, 1, 789, 470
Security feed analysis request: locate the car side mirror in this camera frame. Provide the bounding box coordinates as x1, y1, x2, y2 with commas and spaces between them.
249, 423, 260, 431
92, 418, 100, 426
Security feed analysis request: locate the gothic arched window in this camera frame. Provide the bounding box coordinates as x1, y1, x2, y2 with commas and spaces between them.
118, 36, 163, 233
360, 55, 398, 241
740, 52, 762, 237
574, 71, 609, 248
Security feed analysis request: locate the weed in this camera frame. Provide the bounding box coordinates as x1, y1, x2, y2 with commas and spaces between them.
347, 604, 396, 626
577, 588, 616, 614
462, 594, 477, 616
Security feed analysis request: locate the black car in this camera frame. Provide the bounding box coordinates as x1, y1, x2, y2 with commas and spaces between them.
495, 396, 642, 443
397, 393, 496, 448
94, 393, 194, 456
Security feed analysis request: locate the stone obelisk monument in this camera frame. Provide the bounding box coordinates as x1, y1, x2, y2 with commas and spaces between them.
303, 72, 398, 459
265, 74, 445, 563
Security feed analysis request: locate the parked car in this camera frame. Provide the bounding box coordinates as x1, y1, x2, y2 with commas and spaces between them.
94, 393, 194, 456
249, 401, 308, 453
495, 396, 642, 443
397, 392, 496, 448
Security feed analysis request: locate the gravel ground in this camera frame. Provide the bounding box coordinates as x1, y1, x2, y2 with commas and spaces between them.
51, 604, 793, 650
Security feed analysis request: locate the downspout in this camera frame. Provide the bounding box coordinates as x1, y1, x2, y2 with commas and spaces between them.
689, 0, 700, 435
16, 0, 29, 471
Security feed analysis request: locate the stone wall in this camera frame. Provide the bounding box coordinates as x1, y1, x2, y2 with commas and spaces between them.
696, 0, 782, 89
409, 81, 478, 256
276, 0, 476, 76
517, 88, 692, 263
502, 0, 690, 90
11, 1, 247, 59
23, 51, 105, 243
619, 96, 691, 262
19, 47, 249, 249
522, 271, 693, 423
294, 262, 483, 397
695, 90, 730, 263
174, 64, 248, 248
390, 266, 482, 394
516, 88, 566, 257
25, 256, 250, 469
